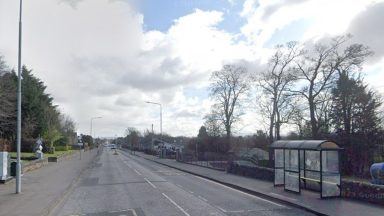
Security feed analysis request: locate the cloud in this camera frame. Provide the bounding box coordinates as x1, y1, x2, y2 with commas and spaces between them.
240, 0, 383, 48
0, 0, 253, 137
1, 0, 383, 137
347, 2, 384, 62
58, 0, 86, 9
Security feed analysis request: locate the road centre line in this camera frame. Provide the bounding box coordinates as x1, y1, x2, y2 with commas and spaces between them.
133, 169, 142, 175
194, 176, 285, 208
216, 206, 227, 212
144, 178, 157, 189
198, 195, 208, 202
162, 193, 191, 216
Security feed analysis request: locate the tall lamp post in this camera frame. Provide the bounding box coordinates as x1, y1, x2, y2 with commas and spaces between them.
145, 101, 162, 141
90, 116, 102, 138
16, 0, 23, 194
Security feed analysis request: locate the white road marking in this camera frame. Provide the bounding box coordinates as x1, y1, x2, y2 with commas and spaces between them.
198, 195, 208, 202
227, 210, 245, 213
144, 178, 157, 189
188, 190, 194, 194
216, 206, 227, 212
133, 169, 142, 175
194, 176, 285, 208
162, 193, 191, 216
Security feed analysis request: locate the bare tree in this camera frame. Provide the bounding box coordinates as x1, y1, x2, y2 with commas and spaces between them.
209, 64, 250, 140
256, 42, 302, 143
125, 127, 140, 149
203, 112, 224, 137
292, 35, 372, 138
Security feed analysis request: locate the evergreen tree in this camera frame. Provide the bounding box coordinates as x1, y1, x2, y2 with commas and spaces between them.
331, 71, 383, 176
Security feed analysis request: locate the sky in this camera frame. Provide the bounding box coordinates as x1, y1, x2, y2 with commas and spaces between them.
0, 0, 383, 137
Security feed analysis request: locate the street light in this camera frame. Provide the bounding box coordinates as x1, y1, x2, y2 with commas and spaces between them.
16, 0, 23, 194
90, 116, 102, 138
145, 101, 162, 141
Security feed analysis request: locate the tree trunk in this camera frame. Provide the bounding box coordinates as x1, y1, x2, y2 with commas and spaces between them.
276, 110, 281, 140
309, 97, 318, 138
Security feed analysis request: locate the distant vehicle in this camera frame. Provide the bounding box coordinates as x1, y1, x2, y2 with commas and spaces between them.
110, 144, 117, 149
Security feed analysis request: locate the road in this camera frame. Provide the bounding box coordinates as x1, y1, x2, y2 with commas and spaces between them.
52, 148, 314, 216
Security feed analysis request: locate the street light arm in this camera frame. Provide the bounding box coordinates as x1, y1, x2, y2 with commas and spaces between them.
145, 101, 161, 106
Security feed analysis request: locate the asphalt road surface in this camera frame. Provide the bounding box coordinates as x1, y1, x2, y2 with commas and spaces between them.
52, 148, 315, 216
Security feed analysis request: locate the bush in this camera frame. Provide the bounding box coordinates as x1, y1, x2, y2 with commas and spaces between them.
54, 145, 70, 151
45, 146, 55, 154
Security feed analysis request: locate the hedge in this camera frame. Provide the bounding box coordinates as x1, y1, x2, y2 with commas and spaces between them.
54, 145, 71, 151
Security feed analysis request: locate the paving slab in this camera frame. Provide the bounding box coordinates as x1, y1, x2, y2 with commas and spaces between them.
0, 149, 98, 216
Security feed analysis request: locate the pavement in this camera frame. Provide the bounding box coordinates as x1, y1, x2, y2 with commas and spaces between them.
51, 148, 315, 216
134, 151, 384, 216
0, 149, 97, 216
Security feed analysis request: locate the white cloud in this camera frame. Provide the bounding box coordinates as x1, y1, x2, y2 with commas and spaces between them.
1, 0, 383, 137
0, 0, 254, 137
240, 0, 383, 47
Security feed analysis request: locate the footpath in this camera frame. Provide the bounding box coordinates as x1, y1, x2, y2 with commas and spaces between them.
134, 151, 384, 216
0, 149, 98, 216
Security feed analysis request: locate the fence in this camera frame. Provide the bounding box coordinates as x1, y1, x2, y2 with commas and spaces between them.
177, 150, 230, 171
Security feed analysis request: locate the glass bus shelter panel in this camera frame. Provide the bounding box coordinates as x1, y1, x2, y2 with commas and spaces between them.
285, 150, 299, 171
322, 151, 339, 173
322, 173, 341, 197
321, 151, 341, 198
305, 151, 320, 171
274, 149, 284, 185
304, 170, 320, 191
284, 150, 300, 192
285, 171, 300, 192
275, 169, 284, 185
275, 149, 284, 167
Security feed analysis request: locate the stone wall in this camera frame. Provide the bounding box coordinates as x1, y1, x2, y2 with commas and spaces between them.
341, 179, 384, 205
227, 161, 384, 205
227, 161, 274, 182
22, 158, 49, 173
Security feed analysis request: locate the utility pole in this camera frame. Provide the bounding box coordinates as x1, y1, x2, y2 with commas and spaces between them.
145, 101, 162, 141
90, 116, 102, 137
151, 124, 154, 152
16, 0, 23, 194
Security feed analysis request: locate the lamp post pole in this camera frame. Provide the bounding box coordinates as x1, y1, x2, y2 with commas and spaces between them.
90, 116, 102, 138
16, 0, 23, 194
145, 101, 162, 141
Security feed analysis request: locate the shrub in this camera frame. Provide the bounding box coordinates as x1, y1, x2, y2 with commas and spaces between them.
54, 145, 70, 151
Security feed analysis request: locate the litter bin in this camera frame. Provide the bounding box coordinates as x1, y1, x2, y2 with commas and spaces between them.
10, 161, 18, 177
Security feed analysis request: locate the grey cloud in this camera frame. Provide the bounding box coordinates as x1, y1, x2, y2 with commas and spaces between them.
261, 0, 309, 20
347, 2, 384, 62
118, 57, 203, 92
69, 54, 204, 99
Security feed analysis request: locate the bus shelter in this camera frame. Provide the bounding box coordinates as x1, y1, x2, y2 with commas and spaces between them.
271, 140, 342, 198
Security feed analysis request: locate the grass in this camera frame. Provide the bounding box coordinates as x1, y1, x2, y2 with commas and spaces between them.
9, 150, 73, 159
